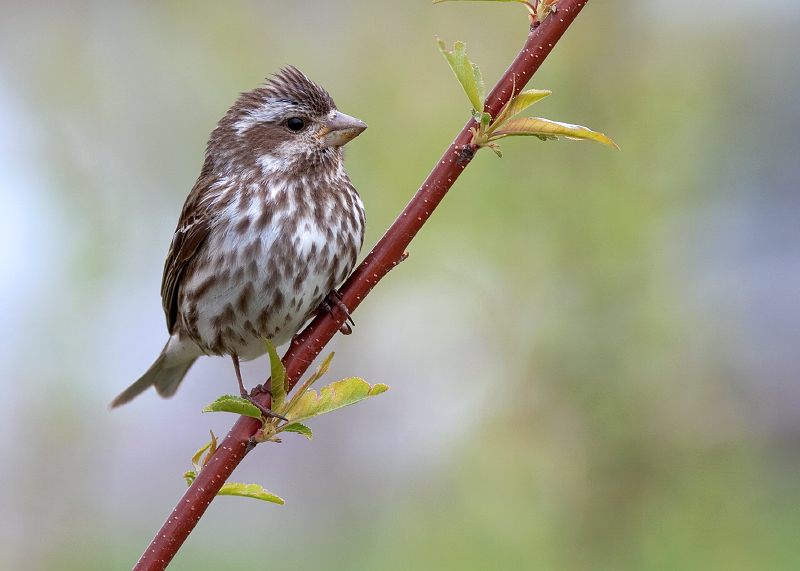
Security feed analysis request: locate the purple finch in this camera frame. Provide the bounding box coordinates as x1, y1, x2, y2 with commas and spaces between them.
111, 67, 366, 408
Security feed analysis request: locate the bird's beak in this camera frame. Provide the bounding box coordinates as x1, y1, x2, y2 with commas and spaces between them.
318, 111, 367, 147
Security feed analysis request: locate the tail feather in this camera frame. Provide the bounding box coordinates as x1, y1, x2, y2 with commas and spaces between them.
110, 344, 198, 408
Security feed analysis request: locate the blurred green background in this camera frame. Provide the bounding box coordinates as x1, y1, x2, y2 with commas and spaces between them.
1, 1, 799, 570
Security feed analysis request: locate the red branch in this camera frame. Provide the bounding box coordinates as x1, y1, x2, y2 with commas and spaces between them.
133, 2, 589, 569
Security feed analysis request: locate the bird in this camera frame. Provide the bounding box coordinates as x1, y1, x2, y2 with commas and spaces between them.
110, 66, 367, 410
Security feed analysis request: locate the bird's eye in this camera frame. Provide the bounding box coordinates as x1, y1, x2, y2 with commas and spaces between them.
287, 117, 305, 131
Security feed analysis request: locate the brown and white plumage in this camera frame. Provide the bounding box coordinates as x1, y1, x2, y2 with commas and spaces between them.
111, 67, 366, 408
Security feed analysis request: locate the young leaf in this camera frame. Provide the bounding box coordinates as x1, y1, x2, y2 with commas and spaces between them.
490, 117, 620, 149
284, 378, 389, 425
184, 471, 284, 504
218, 483, 285, 504
488, 89, 552, 134
264, 339, 287, 411
280, 351, 336, 418
191, 431, 218, 472
307, 352, 335, 386
479, 111, 492, 132
202, 395, 263, 420
436, 37, 484, 112
535, 0, 559, 22
281, 422, 313, 440
191, 444, 211, 474
185, 430, 284, 503
433, 0, 536, 16
473, 64, 486, 113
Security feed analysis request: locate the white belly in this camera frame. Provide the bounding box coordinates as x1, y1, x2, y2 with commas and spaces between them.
178, 187, 363, 359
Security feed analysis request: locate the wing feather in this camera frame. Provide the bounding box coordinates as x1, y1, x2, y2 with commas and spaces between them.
161, 173, 217, 333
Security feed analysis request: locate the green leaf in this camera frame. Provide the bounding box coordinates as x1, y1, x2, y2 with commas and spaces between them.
191, 431, 218, 472
432, 0, 530, 3
490, 117, 620, 149
185, 430, 283, 504
535, 0, 559, 22
191, 443, 210, 473
185, 471, 284, 504
307, 352, 335, 386
479, 111, 492, 132
285, 378, 389, 425
281, 422, 313, 440
473, 65, 486, 113
280, 351, 335, 418
488, 89, 552, 134
433, 0, 536, 15
436, 37, 484, 112
432, 0, 558, 22
264, 339, 287, 411
218, 482, 284, 504
202, 395, 263, 419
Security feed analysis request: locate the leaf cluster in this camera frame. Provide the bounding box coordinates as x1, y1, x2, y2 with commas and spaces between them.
184, 431, 284, 504
436, 37, 618, 156
190, 340, 388, 503
203, 340, 388, 444
433, 0, 560, 24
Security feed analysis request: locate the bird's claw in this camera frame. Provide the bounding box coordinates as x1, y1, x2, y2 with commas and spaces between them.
247, 385, 285, 421
250, 383, 273, 398
232, 355, 286, 421
244, 395, 287, 422
320, 290, 354, 335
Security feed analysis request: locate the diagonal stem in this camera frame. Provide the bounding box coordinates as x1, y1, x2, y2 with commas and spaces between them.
132, 2, 590, 569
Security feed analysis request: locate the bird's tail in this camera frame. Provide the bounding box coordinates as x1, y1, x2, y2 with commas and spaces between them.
109, 340, 199, 408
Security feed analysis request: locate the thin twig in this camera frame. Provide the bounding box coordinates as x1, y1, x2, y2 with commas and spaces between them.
132, 2, 590, 569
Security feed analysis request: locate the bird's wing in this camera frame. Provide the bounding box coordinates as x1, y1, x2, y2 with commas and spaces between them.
161, 174, 216, 334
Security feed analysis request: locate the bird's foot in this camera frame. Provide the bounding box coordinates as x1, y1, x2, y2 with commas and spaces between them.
232, 354, 286, 421
246, 384, 286, 419
250, 383, 273, 398
319, 289, 354, 335
242, 392, 287, 422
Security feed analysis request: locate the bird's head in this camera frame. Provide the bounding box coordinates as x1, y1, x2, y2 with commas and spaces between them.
209, 66, 367, 175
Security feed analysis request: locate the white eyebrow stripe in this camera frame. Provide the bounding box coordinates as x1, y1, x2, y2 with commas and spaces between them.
233, 101, 298, 135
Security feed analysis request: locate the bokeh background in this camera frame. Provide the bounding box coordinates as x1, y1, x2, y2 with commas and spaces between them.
2, 1, 799, 569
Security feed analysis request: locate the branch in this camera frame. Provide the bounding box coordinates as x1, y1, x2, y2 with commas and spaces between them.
133, 2, 590, 569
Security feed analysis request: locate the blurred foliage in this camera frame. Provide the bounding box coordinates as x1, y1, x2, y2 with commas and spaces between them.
1, 1, 799, 570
